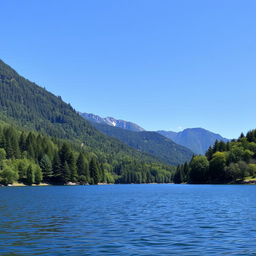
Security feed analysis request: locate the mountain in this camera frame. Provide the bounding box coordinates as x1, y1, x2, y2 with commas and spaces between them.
0, 59, 183, 185
158, 128, 229, 155
81, 120, 193, 165
80, 112, 228, 158
0, 59, 165, 163
80, 113, 145, 132
173, 130, 256, 184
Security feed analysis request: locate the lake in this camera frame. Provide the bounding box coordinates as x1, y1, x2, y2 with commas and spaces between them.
0, 184, 256, 255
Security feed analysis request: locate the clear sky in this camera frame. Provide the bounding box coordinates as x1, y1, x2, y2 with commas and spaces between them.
1, 0, 256, 139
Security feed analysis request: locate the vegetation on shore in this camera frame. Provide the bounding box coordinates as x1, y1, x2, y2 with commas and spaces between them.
0, 123, 174, 186
0, 59, 176, 186
173, 130, 256, 184
1, 59, 256, 186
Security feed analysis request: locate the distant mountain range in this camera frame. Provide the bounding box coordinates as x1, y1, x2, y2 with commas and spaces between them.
158, 128, 229, 155
81, 112, 229, 155
80, 113, 145, 132
88, 122, 193, 165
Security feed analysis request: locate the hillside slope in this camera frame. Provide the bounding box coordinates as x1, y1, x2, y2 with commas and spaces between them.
80, 112, 145, 132
0, 59, 163, 163
87, 122, 193, 165
158, 128, 229, 155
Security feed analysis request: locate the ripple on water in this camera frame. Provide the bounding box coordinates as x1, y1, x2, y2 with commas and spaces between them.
0, 184, 256, 255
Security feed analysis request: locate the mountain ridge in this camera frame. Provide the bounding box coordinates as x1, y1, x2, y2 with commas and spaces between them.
158, 128, 229, 155
89, 122, 193, 165
80, 111, 229, 155
0, 59, 167, 165
80, 112, 145, 132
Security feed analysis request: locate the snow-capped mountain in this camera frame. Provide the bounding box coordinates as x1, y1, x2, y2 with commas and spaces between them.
80, 113, 145, 132
80, 112, 229, 155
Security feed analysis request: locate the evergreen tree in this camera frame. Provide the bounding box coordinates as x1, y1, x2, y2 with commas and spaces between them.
26, 165, 35, 185
63, 161, 71, 184
76, 153, 89, 181
19, 132, 27, 152
89, 158, 99, 184
39, 154, 52, 182
69, 152, 78, 182
173, 165, 182, 184
34, 166, 43, 184
52, 152, 61, 183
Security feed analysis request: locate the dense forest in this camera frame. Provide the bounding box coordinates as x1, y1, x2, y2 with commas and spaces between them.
0, 60, 163, 164
173, 130, 256, 184
89, 122, 193, 165
0, 59, 178, 185
0, 122, 174, 186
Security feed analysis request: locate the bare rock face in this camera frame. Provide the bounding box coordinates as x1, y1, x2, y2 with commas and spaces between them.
80, 112, 145, 132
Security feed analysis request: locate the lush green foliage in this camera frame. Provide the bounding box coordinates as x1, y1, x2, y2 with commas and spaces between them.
0, 59, 176, 185
91, 123, 193, 165
0, 123, 175, 185
174, 130, 256, 184
0, 60, 163, 164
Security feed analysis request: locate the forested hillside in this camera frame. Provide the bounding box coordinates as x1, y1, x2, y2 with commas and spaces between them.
0, 60, 166, 163
0, 123, 173, 185
0, 122, 175, 185
0, 59, 176, 185
88, 122, 193, 165
173, 130, 256, 184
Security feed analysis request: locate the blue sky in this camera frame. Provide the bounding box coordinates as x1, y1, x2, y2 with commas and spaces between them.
1, 0, 256, 138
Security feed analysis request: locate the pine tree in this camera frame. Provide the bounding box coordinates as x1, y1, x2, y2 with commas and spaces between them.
69, 152, 78, 182
63, 161, 71, 184
34, 166, 43, 184
89, 158, 99, 184
99, 163, 105, 183
39, 154, 52, 182
26, 165, 35, 185
76, 153, 89, 181
52, 152, 61, 183
19, 132, 27, 152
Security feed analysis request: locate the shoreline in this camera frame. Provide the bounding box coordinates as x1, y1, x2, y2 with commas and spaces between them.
2, 181, 256, 187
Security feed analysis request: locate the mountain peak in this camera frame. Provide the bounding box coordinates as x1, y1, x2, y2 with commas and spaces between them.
80, 112, 145, 132
158, 128, 229, 155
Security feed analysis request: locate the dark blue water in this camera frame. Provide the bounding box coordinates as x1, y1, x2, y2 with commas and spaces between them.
0, 184, 256, 255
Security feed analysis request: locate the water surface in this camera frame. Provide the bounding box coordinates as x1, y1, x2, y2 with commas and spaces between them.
0, 184, 256, 255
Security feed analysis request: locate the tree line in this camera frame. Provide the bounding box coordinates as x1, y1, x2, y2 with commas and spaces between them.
0, 123, 174, 185
173, 130, 256, 184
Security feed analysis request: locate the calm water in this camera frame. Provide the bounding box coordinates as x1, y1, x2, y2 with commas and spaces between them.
0, 184, 256, 255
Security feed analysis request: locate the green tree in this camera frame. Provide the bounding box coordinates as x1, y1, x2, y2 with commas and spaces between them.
26, 165, 35, 185
52, 152, 61, 183
89, 158, 99, 184
0, 148, 6, 161
69, 152, 78, 182
34, 166, 43, 184
173, 165, 182, 184
63, 161, 71, 184
209, 152, 227, 183
39, 154, 52, 182
0, 165, 18, 185
76, 153, 89, 181
188, 155, 209, 184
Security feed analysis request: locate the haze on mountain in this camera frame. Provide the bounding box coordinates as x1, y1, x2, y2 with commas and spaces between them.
158, 128, 229, 155
81, 112, 228, 156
